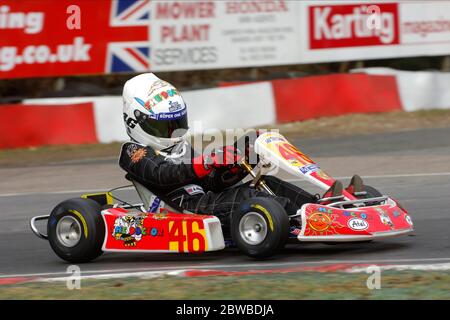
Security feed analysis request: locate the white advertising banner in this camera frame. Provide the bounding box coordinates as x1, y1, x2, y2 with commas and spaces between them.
3, 0, 449, 79
400, 1, 450, 49
150, 0, 301, 71
149, 0, 450, 71
299, 0, 450, 63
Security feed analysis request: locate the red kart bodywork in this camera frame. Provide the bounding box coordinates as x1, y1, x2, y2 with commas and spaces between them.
101, 208, 225, 253
297, 201, 413, 241
257, 132, 414, 242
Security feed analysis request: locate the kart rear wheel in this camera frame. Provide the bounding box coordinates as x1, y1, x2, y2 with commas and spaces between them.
358, 185, 383, 206
48, 198, 105, 263
363, 185, 382, 198
231, 197, 289, 259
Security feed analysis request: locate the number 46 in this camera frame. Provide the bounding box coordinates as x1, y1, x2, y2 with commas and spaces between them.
168, 220, 206, 253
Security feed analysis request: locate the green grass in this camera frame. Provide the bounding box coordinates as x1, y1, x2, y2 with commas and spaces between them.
1, 271, 449, 300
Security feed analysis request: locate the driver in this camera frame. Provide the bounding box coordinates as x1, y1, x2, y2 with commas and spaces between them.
119, 73, 318, 233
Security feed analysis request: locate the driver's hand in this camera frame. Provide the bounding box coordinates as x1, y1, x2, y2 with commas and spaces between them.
206, 145, 242, 169
192, 145, 242, 178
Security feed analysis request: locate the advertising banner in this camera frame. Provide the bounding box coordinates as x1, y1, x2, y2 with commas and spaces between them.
150, 0, 300, 71
1, 0, 450, 79
0, 0, 150, 78
299, 0, 450, 63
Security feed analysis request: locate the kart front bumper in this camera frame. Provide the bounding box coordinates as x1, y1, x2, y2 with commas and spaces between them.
293, 198, 414, 242
297, 228, 413, 242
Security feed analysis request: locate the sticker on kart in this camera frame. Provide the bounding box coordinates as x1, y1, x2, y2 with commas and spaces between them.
263, 133, 314, 168
300, 204, 413, 238
258, 132, 333, 181
102, 209, 211, 252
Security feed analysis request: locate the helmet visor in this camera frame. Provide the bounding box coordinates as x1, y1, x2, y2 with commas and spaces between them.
137, 110, 188, 139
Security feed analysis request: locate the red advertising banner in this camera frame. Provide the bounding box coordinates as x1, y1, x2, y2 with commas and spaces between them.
0, 0, 149, 79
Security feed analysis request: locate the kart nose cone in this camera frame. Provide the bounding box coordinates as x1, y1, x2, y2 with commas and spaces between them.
297, 201, 414, 242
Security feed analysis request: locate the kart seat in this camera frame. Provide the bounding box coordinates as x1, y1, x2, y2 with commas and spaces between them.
124, 174, 185, 213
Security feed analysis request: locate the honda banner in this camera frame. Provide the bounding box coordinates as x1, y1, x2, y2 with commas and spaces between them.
1, 0, 450, 79
149, 0, 300, 71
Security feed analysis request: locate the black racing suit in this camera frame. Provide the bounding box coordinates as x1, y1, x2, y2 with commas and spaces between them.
119, 141, 316, 234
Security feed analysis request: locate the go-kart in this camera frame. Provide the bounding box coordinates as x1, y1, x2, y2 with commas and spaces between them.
30, 132, 414, 262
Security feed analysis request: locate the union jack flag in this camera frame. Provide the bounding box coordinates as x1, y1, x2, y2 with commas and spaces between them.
110, 0, 151, 26
106, 0, 151, 73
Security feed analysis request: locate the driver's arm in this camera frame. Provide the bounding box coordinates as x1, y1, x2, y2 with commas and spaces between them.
119, 142, 202, 190
119, 142, 243, 191
200, 167, 247, 192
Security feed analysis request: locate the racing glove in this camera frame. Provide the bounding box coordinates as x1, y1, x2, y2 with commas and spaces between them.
192, 145, 242, 178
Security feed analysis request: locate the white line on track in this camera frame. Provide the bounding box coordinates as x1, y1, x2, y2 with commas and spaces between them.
2, 257, 450, 279
40, 270, 187, 282
1, 172, 450, 198
40, 262, 450, 281
348, 262, 450, 273
355, 172, 450, 179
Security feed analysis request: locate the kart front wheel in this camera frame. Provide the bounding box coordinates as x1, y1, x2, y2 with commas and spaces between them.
48, 198, 105, 263
231, 197, 289, 259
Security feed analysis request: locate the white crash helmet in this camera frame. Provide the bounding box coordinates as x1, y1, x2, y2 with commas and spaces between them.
122, 73, 189, 150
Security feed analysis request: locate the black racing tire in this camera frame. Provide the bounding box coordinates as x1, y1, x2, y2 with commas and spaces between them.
48, 198, 105, 263
359, 185, 383, 206
231, 197, 289, 259
363, 185, 383, 198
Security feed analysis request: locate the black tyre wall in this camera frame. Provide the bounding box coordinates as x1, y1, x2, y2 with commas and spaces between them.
231, 197, 289, 259
48, 198, 105, 263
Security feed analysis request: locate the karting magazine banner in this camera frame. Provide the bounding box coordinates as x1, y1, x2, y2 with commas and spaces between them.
1, 0, 450, 79
299, 0, 450, 63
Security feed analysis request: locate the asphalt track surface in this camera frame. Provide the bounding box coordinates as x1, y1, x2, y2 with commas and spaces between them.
1, 127, 450, 278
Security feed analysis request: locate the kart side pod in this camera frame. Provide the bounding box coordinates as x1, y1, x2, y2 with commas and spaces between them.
101, 208, 225, 253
